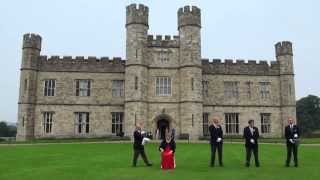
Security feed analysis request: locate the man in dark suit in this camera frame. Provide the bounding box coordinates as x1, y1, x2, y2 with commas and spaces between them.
209, 116, 224, 167
285, 117, 300, 167
243, 119, 260, 167
132, 123, 152, 167
209, 117, 223, 167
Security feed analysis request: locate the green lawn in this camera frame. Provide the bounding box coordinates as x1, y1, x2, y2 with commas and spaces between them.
0, 143, 319, 180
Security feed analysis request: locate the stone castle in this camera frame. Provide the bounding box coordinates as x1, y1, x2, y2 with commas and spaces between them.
16, 4, 296, 141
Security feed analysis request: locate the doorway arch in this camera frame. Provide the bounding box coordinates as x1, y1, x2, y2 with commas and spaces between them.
153, 113, 174, 140
157, 119, 169, 140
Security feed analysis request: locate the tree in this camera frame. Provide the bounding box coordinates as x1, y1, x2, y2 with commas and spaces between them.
0, 121, 17, 137
296, 95, 320, 136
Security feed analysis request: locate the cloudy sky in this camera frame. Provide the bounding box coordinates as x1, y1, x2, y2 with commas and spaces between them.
0, 0, 319, 122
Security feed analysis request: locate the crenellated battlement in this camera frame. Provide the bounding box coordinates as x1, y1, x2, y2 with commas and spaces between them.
178, 5, 201, 29
147, 35, 180, 48
275, 41, 293, 57
202, 58, 280, 76
23, 33, 42, 50
38, 55, 126, 73
126, 3, 149, 27
41, 55, 125, 63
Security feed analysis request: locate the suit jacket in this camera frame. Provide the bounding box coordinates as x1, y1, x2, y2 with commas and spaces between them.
209, 124, 223, 144
285, 124, 300, 145
159, 140, 176, 153
243, 126, 259, 148
133, 130, 144, 150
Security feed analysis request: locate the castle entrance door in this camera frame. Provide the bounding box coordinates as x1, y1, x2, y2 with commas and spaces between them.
157, 119, 169, 140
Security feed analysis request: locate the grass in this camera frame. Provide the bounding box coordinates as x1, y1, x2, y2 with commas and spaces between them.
0, 143, 319, 180
2, 137, 320, 144
223, 137, 320, 144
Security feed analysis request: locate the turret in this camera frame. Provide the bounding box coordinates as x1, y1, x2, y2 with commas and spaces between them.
125, 4, 149, 65
178, 6, 203, 140
178, 6, 201, 29
124, 4, 149, 137
275, 41, 294, 74
16, 33, 42, 141
22, 33, 42, 50
126, 4, 148, 27
275, 41, 296, 136
178, 6, 201, 66
21, 33, 42, 70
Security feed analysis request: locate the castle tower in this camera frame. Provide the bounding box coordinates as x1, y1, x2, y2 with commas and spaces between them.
124, 4, 149, 136
178, 6, 203, 140
16, 33, 42, 141
275, 41, 296, 135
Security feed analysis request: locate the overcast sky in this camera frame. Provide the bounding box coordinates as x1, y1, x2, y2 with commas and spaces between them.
0, 0, 319, 123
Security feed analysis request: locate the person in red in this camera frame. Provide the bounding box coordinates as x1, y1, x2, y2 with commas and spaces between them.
159, 132, 176, 170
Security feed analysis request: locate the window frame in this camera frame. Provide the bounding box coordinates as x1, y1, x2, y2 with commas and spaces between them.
155, 76, 172, 96
225, 113, 239, 135
224, 81, 239, 98
261, 113, 271, 134
203, 113, 209, 137
43, 79, 56, 96
112, 80, 124, 97
202, 80, 209, 97
75, 112, 90, 134
111, 112, 124, 135
75, 79, 91, 97
259, 81, 271, 99
43, 112, 54, 134
159, 50, 169, 62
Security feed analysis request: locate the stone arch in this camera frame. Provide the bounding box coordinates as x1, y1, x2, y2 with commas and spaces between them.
152, 113, 175, 140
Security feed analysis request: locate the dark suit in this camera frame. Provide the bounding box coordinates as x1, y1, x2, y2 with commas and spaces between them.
285, 124, 300, 166
243, 126, 260, 167
159, 140, 176, 153
132, 130, 151, 166
209, 124, 223, 166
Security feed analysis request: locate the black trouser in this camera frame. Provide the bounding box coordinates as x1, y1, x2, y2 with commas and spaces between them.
246, 146, 260, 166
286, 143, 298, 166
210, 143, 223, 166
133, 148, 150, 166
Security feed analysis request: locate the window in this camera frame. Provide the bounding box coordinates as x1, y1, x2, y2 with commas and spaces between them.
192, 114, 194, 127
260, 82, 271, 99
75, 112, 90, 134
245, 81, 252, 99
76, 80, 91, 96
202, 81, 209, 97
43, 112, 53, 134
24, 79, 28, 93
134, 76, 138, 90
22, 117, 25, 127
225, 113, 239, 134
44, 79, 55, 96
136, 49, 138, 59
191, 78, 194, 91
112, 80, 124, 97
112, 112, 124, 135
156, 76, 171, 96
224, 81, 239, 98
203, 113, 209, 136
289, 83, 292, 96
159, 50, 169, 62
261, 113, 271, 134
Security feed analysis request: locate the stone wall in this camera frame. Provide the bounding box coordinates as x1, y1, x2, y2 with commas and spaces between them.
203, 74, 281, 106
203, 106, 282, 137
36, 72, 125, 105
33, 105, 124, 138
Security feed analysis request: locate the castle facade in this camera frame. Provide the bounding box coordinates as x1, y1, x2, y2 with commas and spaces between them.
16, 4, 296, 140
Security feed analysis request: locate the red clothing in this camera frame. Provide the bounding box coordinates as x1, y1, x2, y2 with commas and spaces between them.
161, 145, 175, 169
